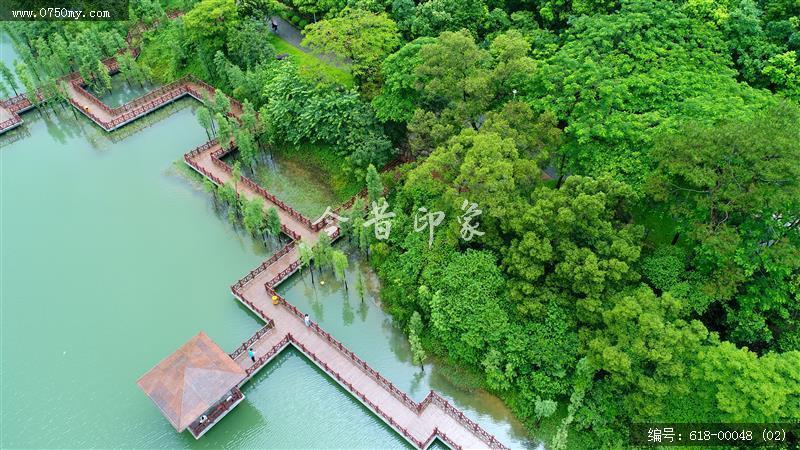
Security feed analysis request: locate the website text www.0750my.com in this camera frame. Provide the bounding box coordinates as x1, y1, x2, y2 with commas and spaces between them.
10, 7, 110, 20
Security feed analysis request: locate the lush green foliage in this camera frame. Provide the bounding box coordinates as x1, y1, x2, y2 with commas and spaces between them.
183, 0, 239, 54
648, 104, 800, 350
6, 0, 800, 447
1, 21, 129, 104
355, 0, 800, 441
266, 33, 354, 87
259, 63, 394, 174
302, 7, 400, 91
527, 0, 773, 187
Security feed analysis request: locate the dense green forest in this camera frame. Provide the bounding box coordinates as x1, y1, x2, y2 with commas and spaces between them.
3, 0, 799, 446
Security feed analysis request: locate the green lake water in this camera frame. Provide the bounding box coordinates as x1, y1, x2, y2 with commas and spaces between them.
0, 97, 536, 448
94, 76, 160, 108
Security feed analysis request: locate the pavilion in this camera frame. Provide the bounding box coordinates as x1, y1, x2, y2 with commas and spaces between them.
137, 331, 247, 439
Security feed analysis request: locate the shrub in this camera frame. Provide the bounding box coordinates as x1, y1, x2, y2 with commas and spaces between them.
641, 245, 686, 292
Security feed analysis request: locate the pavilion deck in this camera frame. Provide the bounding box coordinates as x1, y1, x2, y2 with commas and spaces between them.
187, 387, 245, 439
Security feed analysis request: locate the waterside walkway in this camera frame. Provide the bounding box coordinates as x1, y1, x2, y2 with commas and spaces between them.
0, 56, 509, 450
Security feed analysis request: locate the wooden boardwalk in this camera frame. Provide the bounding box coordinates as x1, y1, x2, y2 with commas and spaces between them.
0, 93, 34, 134
3, 57, 509, 450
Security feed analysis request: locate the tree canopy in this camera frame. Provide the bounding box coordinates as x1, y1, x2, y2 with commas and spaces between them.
7, 0, 800, 446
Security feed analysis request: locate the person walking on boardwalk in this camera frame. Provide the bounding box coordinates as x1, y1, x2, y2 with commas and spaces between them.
271, 19, 278, 33
304, 314, 311, 327
248, 347, 255, 363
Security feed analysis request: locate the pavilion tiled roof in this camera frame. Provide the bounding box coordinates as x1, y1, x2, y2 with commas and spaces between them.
137, 331, 246, 432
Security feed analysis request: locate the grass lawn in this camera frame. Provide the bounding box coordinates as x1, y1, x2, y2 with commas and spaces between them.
224, 142, 363, 220
266, 34, 354, 88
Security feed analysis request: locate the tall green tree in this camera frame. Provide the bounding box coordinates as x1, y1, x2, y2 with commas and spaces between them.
298, 240, 314, 281
0, 61, 19, 95
648, 103, 800, 349
243, 197, 266, 237
428, 250, 510, 366
213, 88, 231, 117
231, 161, 242, 190
408, 310, 426, 370
236, 127, 257, 170
408, 0, 488, 37
502, 175, 643, 317
365, 163, 383, 204
227, 19, 275, 69
331, 250, 350, 290
95, 60, 112, 95
197, 106, 214, 139
183, 0, 239, 54
371, 37, 435, 122
534, 398, 557, 426
690, 342, 800, 422
414, 30, 491, 131
302, 8, 401, 90
355, 270, 366, 300
583, 286, 709, 424
240, 99, 258, 136
313, 232, 333, 271
216, 113, 232, 149
529, 0, 768, 187
265, 207, 281, 236
15, 62, 37, 106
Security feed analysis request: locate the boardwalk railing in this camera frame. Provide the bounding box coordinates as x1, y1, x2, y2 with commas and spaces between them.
208, 145, 316, 231
231, 241, 296, 293
262, 230, 340, 289
72, 81, 193, 131
229, 322, 275, 360
246, 334, 292, 377
228, 327, 472, 449
423, 391, 509, 449
263, 288, 508, 450
107, 78, 189, 116
0, 115, 22, 132
287, 332, 451, 449
72, 74, 187, 117
0, 18, 149, 136
1, 93, 31, 111
285, 332, 489, 450
184, 140, 226, 185
233, 292, 274, 324
187, 387, 243, 437
185, 75, 244, 114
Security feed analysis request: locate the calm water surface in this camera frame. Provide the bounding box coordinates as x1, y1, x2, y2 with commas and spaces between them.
0, 33, 20, 87
94, 76, 160, 107
1, 97, 535, 448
